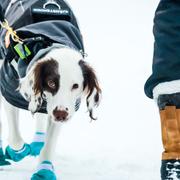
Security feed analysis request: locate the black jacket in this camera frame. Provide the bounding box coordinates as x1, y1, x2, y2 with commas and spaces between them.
0, 0, 84, 112
144, 0, 180, 99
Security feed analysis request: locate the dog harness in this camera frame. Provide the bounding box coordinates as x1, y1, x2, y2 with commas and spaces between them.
0, 0, 84, 113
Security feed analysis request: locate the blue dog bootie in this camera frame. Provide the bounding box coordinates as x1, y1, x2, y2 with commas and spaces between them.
0, 140, 11, 166
31, 161, 57, 180
30, 132, 45, 156
0, 147, 11, 166
5, 143, 31, 162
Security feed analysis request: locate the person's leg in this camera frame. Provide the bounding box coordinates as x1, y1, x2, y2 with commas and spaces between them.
144, 0, 180, 178
158, 94, 180, 179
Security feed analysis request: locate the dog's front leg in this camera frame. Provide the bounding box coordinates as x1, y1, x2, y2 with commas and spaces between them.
0, 94, 11, 165
0, 62, 9, 165
3, 98, 23, 149
30, 113, 48, 156
2, 98, 31, 162
31, 116, 61, 180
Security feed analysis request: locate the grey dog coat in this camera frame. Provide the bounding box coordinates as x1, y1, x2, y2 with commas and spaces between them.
0, 0, 84, 113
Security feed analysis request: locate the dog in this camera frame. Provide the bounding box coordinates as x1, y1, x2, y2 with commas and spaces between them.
0, 0, 101, 179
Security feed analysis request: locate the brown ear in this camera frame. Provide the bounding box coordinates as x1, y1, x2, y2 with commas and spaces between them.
33, 61, 44, 96
34, 59, 60, 96
79, 60, 102, 120
23, 61, 45, 113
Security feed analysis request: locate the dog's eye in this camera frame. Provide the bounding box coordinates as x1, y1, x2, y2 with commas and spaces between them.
47, 80, 56, 89
72, 83, 79, 90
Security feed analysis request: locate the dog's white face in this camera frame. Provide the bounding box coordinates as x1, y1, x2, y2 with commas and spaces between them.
19, 48, 101, 122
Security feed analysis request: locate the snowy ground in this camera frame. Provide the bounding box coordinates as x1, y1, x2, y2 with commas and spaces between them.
0, 0, 162, 180
0, 154, 161, 180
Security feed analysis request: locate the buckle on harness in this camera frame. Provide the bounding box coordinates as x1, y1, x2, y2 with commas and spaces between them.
43, 0, 61, 10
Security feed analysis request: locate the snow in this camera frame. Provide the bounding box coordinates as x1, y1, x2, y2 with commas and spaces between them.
0, 0, 163, 180
0, 154, 161, 180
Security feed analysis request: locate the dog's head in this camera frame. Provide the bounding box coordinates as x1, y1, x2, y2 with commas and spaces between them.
19, 48, 101, 122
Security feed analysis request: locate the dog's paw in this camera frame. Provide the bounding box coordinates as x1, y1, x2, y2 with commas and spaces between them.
30, 142, 44, 156
0, 148, 11, 166
5, 143, 30, 162
31, 161, 56, 180
30, 132, 45, 156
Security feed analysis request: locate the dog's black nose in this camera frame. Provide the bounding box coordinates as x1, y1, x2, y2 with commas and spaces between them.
53, 108, 68, 121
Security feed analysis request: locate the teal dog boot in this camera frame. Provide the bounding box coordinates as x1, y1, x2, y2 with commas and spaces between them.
0, 147, 11, 166
30, 132, 45, 156
5, 143, 31, 162
31, 161, 57, 180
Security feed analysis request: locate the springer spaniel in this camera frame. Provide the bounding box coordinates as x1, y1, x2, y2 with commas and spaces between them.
0, 0, 101, 179
0, 47, 101, 179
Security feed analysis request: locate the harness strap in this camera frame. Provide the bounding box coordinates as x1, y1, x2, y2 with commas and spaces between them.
0, 4, 23, 44
0, 20, 23, 44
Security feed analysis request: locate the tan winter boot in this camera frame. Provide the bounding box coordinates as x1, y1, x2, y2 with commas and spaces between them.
160, 106, 180, 179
